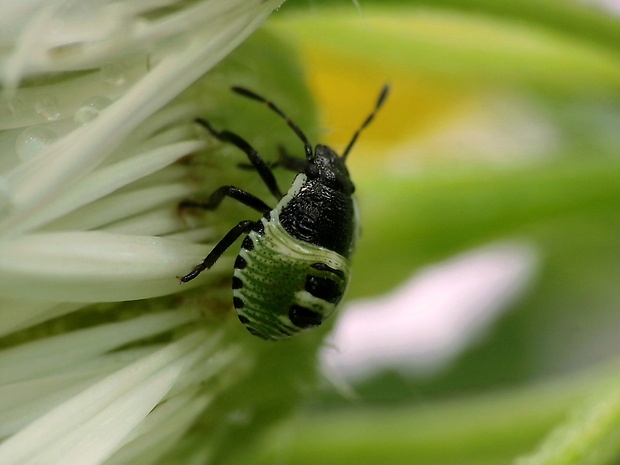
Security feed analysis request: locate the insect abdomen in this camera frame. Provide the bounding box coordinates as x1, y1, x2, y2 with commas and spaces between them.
232, 217, 350, 340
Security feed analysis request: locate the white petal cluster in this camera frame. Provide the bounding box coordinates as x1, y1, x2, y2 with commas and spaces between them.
0, 1, 283, 464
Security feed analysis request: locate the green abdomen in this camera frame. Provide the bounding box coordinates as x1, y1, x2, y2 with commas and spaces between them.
232, 217, 350, 340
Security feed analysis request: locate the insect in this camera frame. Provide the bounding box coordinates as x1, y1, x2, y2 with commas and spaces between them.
180, 85, 389, 340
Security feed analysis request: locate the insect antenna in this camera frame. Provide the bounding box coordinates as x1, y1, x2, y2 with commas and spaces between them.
232, 86, 313, 160
341, 84, 390, 160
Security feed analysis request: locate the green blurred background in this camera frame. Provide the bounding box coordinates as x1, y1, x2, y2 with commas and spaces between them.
227, 0, 620, 463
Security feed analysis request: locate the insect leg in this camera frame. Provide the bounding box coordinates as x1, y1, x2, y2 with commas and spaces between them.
232, 86, 314, 160
236, 160, 278, 171
276, 145, 306, 172
195, 118, 283, 200
236, 146, 305, 173
180, 186, 271, 214
180, 220, 257, 282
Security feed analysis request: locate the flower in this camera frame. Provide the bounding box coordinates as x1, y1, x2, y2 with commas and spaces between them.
0, 2, 324, 464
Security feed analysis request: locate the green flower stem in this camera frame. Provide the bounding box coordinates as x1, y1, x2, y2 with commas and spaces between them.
516, 377, 620, 465
253, 366, 620, 465
258, 369, 607, 465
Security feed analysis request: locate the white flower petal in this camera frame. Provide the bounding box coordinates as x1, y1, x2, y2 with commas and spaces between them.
44, 183, 194, 232
1, 0, 283, 237
0, 231, 215, 301
104, 394, 213, 465
107, 345, 248, 465
0, 2, 300, 464
99, 208, 191, 236
17, 139, 204, 233
0, 347, 154, 437
46, 364, 184, 465
0, 310, 199, 384
0, 330, 207, 465
0, 300, 81, 337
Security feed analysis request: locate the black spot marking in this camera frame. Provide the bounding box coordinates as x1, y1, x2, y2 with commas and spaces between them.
242, 236, 254, 251
238, 314, 250, 324
234, 255, 247, 269
253, 221, 265, 235
232, 276, 243, 289
233, 297, 244, 309
311, 262, 345, 280
289, 305, 323, 329
305, 275, 342, 303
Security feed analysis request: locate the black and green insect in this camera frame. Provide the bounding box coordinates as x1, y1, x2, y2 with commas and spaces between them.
180, 85, 389, 340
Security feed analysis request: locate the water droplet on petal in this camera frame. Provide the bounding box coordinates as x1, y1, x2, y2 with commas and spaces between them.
35, 94, 61, 121
74, 96, 112, 125
101, 62, 126, 86
16, 126, 59, 161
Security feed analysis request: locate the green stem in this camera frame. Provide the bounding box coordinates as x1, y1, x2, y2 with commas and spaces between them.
516, 377, 620, 465
254, 366, 620, 465
259, 371, 602, 465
